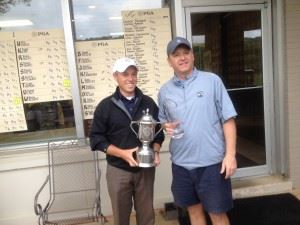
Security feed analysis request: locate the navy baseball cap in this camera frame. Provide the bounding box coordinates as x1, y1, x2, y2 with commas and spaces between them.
167, 37, 191, 55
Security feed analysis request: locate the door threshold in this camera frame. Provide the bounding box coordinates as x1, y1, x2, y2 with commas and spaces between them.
232, 175, 293, 199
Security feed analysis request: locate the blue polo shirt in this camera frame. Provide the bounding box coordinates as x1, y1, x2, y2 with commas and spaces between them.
158, 69, 237, 169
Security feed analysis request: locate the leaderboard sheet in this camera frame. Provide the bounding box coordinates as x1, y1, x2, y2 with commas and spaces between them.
122, 8, 172, 100
0, 29, 71, 133
15, 29, 72, 104
0, 32, 27, 133
76, 39, 125, 119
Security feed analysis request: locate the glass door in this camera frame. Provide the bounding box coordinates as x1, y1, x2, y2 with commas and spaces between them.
185, 4, 274, 177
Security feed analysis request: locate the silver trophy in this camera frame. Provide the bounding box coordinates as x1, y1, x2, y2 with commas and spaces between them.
130, 108, 163, 167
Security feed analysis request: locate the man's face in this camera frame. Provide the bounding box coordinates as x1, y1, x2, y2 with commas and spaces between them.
113, 66, 138, 97
167, 45, 194, 78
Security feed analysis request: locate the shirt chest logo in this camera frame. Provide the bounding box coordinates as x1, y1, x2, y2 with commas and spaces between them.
197, 91, 204, 97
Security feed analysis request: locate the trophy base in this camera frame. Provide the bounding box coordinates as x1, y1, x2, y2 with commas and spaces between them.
138, 162, 155, 167
137, 150, 155, 168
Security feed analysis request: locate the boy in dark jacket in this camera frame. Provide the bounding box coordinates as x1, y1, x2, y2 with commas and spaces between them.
90, 57, 164, 225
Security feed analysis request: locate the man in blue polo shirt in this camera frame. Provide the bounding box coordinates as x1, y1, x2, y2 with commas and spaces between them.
158, 37, 237, 225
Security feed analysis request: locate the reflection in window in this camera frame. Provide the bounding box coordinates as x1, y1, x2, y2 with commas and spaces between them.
192, 35, 205, 70
25, 100, 75, 131
244, 29, 262, 86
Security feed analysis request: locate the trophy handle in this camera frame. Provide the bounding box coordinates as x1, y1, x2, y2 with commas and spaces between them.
154, 122, 164, 138
130, 121, 139, 137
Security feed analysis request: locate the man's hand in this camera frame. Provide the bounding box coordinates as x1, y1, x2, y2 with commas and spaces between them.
121, 147, 139, 167
220, 154, 237, 179
153, 143, 161, 166
163, 122, 180, 136
106, 145, 139, 167
154, 151, 161, 166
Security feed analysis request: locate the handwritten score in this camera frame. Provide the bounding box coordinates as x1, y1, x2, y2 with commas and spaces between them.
15, 29, 72, 103
76, 39, 125, 119
122, 8, 173, 100
0, 32, 27, 133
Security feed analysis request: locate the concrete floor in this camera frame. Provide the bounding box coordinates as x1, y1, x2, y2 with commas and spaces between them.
85, 175, 300, 225
84, 189, 300, 225
83, 209, 179, 225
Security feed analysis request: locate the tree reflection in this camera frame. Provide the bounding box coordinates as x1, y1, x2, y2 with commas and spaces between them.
0, 0, 31, 14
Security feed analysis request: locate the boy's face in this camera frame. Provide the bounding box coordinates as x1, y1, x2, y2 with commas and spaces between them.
113, 66, 138, 97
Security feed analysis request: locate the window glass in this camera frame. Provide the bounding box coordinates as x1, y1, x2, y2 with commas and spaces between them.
71, 0, 171, 136
72, 0, 166, 40
0, 0, 76, 146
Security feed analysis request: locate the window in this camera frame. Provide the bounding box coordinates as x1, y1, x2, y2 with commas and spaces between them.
0, 0, 76, 146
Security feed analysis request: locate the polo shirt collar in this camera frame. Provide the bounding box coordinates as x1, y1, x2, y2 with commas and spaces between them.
173, 68, 197, 86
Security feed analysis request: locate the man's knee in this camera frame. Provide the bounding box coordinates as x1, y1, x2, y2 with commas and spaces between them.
187, 204, 207, 225
188, 203, 204, 215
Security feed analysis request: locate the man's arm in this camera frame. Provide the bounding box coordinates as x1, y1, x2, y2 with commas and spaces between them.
220, 118, 237, 179
152, 142, 162, 166
89, 105, 110, 153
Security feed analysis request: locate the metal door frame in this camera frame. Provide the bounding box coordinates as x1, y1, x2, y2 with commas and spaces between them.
184, 3, 275, 178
